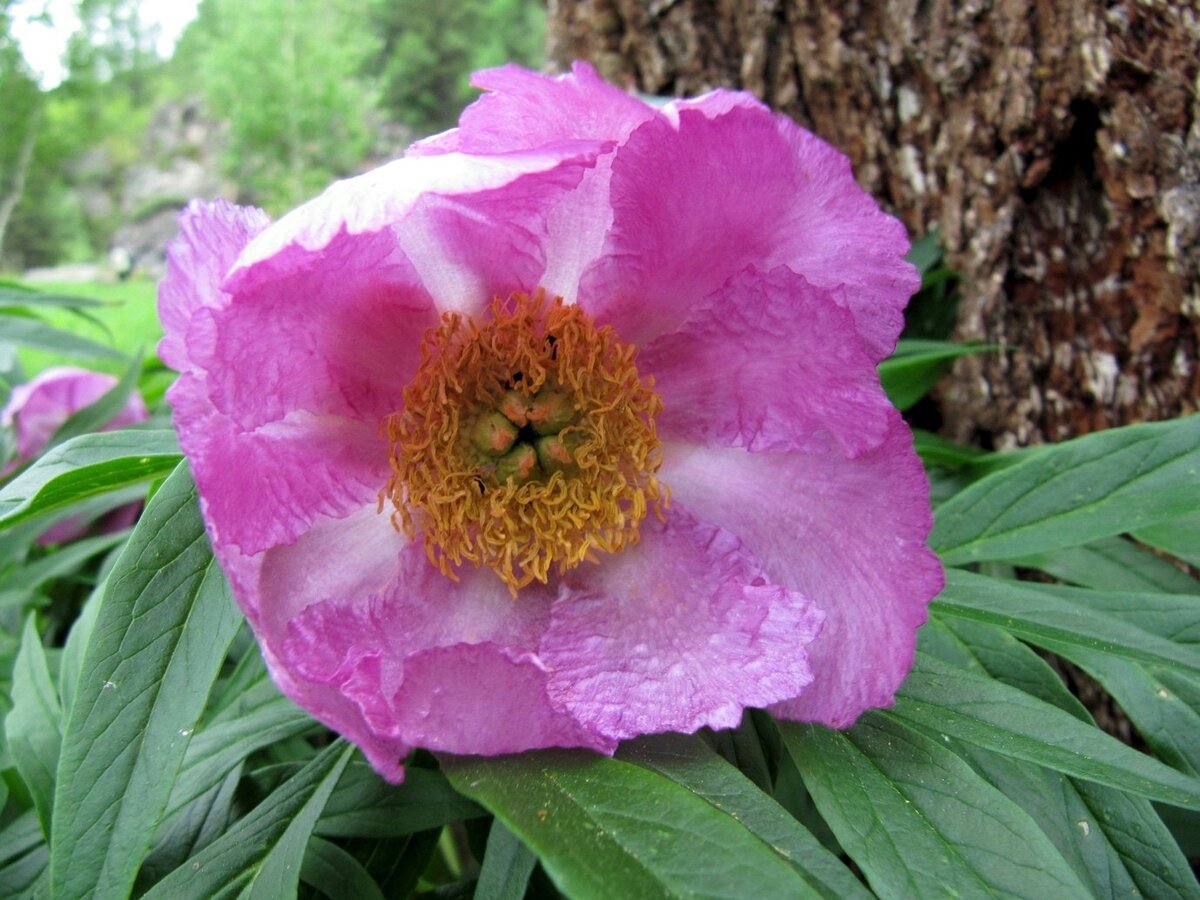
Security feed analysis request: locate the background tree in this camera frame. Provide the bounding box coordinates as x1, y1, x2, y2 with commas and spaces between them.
545, 0, 1199, 449
368, 0, 544, 134
0, 1, 44, 262
174, 0, 379, 213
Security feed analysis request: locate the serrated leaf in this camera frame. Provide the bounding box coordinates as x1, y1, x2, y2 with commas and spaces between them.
49, 466, 243, 900
474, 821, 537, 900
932, 414, 1200, 564
143, 741, 353, 900
0, 313, 125, 360
4, 617, 63, 838
618, 732, 870, 900
0, 429, 180, 527
443, 749, 817, 900
780, 715, 1092, 899
889, 652, 1200, 809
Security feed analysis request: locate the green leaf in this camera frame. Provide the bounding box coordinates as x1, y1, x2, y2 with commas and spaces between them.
0, 843, 47, 898
911, 429, 986, 469
932, 414, 1200, 564
243, 745, 354, 900
143, 741, 354, 900
878, 341, 990, 410
1056, 649, 1200, 777
0, 429, 180, 527
780, 715, 1092, 899
49, 466, 243, 900
948, 735, 1200, 899
905, 232, 943, 276
919, 616, 1200, 897
443, 749, 818, 900
0, 530, 128, 594
919, 616, 1090, 717
0, 286, 106, 310
300, 837, 385, 900
165, 690, 315, 821
141, 764, 244, 889
618, 732, 871, 900
59, 586, 106, 719
4, 616, 63, 838
1010, 535, 1200, 594
932, 569, 1200, 677
889, 652, 1200, 809
473, 821, 537, 900
0, 313, 126, 360
1134, 509, 1200, 567
317, 761, 484, 838
0, 810, 42, 869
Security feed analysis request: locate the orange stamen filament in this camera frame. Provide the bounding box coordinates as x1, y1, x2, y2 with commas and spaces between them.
383, 290, 667, 596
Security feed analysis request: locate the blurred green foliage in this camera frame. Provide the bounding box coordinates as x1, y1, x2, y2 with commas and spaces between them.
369, 0, 544, 134
0, 0, 545, 269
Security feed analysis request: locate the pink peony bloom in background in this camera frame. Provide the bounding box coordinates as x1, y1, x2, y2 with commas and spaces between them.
158, 62, 943, 782
2, 365, 149, 542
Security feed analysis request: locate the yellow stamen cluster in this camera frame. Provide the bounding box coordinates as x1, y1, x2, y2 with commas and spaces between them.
383, 289, 666, 595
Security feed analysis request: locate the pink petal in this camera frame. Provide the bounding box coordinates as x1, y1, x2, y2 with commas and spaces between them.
169, 376, 388, 556
410, 61, 654, 157
279, 537, 611, 756
580, 104, 919, 359
228, 145, 608, 308
660, 414, 942, 727
157, 200, 270, 374
388, 644, 613, 754
261, 642, 412, 783
640, 266, 893, 456
2, 366, 146, 459
413, 63, 657, 302
541, 506, 824, 741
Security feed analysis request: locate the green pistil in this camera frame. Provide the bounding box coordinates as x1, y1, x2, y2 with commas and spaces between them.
498, 388, 576, 435
469, 412, 519, 457
494, 443, 539, 484
535, 431, 583, 475
481, 386, 582, 484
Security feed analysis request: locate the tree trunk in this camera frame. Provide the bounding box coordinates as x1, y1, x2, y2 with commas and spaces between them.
545, 0, 1200, 448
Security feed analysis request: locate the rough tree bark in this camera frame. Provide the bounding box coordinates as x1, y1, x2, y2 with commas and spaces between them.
545, 0, 1200, 449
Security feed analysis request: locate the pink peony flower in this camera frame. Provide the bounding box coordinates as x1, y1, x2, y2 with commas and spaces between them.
158, 62, 943, 782
2, 365, 149, 542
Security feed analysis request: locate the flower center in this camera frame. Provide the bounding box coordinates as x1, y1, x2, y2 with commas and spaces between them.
384, 289, 667, 595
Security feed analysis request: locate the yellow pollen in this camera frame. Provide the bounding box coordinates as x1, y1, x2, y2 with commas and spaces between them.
383, 289, 667, 596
